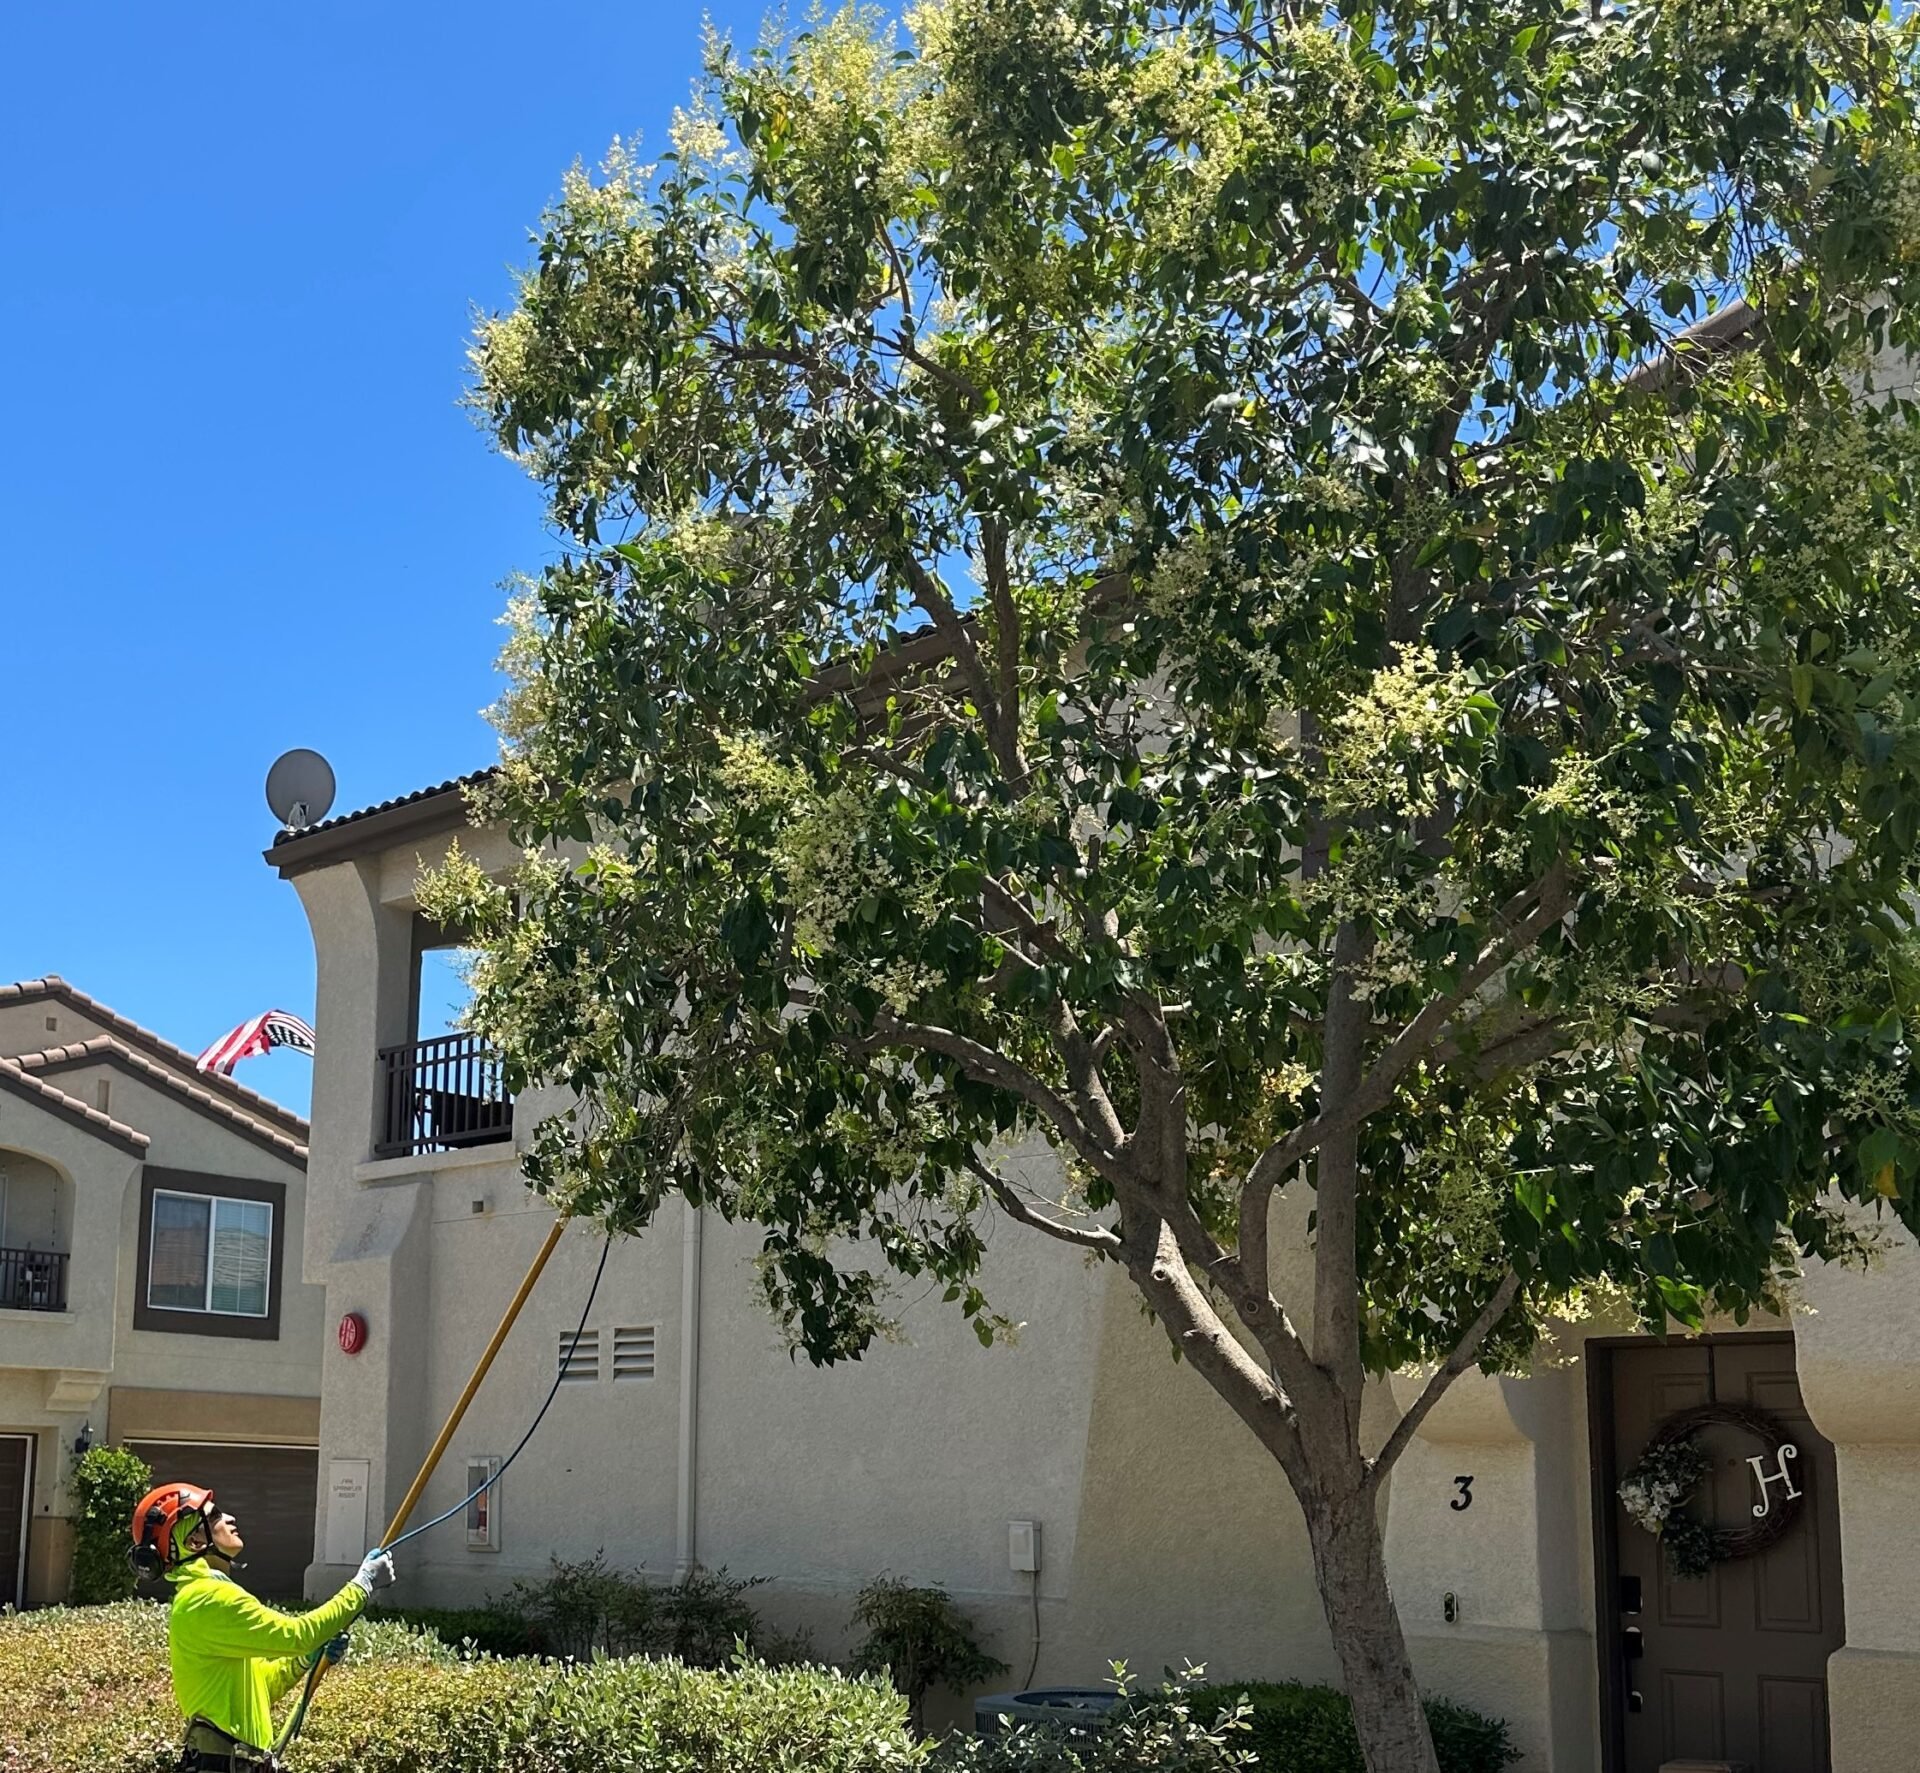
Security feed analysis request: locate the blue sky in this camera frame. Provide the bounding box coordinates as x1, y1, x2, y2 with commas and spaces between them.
0, 1, 770, 1117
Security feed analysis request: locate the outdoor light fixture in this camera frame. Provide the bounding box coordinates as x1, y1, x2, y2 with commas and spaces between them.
71, 1424, 92, 1458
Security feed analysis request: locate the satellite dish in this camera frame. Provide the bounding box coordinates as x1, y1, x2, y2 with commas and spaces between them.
266, 749, 337, 830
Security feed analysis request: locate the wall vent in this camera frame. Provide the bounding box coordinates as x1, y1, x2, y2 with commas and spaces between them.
613, 1325, 656, 1380
558, 1329, 600, 1383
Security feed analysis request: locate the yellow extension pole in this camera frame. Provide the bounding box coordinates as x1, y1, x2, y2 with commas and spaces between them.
297, 1214, 572, 1719
382, 1212, 571, 1546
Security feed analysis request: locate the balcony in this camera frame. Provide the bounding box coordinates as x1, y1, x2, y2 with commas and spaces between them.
0, 1247, 69, 1313
375, 1032, 514, 1160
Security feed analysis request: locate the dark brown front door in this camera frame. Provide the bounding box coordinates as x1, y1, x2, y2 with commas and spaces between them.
0, 1436, 30, 1608
1600, 1337, 1844, 1773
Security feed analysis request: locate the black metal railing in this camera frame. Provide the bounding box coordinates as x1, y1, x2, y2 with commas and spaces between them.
0, 1247, 69, 1313
375, 1033, 514, 1159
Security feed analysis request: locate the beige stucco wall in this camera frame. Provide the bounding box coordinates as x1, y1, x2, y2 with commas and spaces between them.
1384, 1362, 1599, 1772
0, 997, 113, 1058
74, 1066, 319, 1401
0, 1105, 137, 1387
1795, 1219, 1920, 1773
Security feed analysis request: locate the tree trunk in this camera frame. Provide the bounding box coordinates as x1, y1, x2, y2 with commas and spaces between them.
1306, 1500, 1442, 1773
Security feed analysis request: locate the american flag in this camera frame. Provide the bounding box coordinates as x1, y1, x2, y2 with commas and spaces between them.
195, 1011, 316, 1076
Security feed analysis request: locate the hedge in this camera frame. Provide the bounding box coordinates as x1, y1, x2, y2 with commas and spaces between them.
1172, 1683, 1519, 1773
363, 1604, 540, 1659
0, 1601, 924, 1773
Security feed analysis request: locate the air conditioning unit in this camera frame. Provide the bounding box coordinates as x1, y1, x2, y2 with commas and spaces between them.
973, 1689, 1120, 1739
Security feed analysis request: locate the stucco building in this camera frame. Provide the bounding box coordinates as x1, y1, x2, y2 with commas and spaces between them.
0, 977, 323, 1605
267, 777, 1920, 1773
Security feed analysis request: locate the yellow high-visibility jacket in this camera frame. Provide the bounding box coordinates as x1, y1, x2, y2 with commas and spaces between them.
164, 1561, 364, 1752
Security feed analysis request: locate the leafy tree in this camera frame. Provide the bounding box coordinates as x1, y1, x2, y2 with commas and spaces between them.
68, 1444, 151, 1605
427, 2, 1920, 1766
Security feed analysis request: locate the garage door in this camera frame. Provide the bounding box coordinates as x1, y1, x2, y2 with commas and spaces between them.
126, 1442, 318, 1604
0, 1436, 30, 1609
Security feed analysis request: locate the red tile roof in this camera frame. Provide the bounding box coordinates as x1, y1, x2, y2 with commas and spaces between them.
14, 1036, 307, 1164
0, 1055, 149, 1155
0, 977, 309, 1139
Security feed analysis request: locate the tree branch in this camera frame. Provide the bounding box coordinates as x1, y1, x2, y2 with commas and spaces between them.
1125, 1213, 1314, 1494
1312, 921, 1373, 1412
888, 328, 984, 408
964, 1153, 1121, 1252
1365, 1269, 1525, 1494
820, 1001, 1132, 1182
1243, 862, 1573, 1201
982, 516, 1025, 785
1153, 1173, 1327, 1426
889, 553, 1012, 769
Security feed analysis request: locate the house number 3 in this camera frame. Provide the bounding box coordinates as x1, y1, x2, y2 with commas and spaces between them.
1451, 1475, 1475, 1512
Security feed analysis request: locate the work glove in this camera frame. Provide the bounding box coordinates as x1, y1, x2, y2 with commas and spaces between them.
305, 1634, 350, 1670
351, 1548, 395, 1596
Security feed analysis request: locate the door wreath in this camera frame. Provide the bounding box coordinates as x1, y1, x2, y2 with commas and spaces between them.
1617, 1401, 1804, 1580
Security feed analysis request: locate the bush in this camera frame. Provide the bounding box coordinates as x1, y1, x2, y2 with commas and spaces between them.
363, 1604, 538, 1658
0, 1600, 923, 1773
67, 1445, 153, 1605
502, 1550, 773, 1666
1169, 1682, 1519, 1773
937, 1669, 1256, 1773
849, 1577, 1008, 1732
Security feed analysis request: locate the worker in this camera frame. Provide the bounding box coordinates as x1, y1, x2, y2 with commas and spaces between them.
129, 1481, 395, 1772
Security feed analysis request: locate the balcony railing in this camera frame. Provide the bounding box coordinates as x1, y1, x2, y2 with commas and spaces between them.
375, 1033, 515, 1160
0, 1247, 69, 1313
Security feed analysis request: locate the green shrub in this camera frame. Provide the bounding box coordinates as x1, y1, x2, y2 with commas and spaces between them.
503, 1550, 772, 1666
937, 1668, 1255, 1773
849, 1576, 1008, 1733
362, 1603, 537, 1658
1169, 1682, 1519, 1773
67, 1445, 153, 1605
0, 1599, 923, 1773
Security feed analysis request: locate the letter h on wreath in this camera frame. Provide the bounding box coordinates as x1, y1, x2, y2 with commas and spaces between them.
1747, 1443, 1801, 1519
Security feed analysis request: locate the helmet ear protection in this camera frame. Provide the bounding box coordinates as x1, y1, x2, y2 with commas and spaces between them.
127, 1502, 169, 1578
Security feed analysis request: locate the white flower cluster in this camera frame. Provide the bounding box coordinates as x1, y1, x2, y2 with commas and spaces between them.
1617, 1437, 1709, 1536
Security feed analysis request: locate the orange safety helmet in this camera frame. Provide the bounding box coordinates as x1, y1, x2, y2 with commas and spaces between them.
129, 1482, 217, 1577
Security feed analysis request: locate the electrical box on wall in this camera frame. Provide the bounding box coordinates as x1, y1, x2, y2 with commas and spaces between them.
1008, 1519, 1040, 1573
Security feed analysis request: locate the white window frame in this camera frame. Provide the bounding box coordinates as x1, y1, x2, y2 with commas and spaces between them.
465, 1457, 501, 1550
146, 1188, 274, 1319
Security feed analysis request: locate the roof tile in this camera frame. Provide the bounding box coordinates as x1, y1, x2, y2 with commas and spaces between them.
0, 977, 308, 1138
14, 1035, 308, 1164
269, 769, 496, 846
0, 1056, 149, 1153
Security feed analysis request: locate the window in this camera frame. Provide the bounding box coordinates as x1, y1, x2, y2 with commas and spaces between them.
465, 1457, 501, 1550
558, 1330, 599, 1383
613, 1326, 656, 1380
134, 1170, 284, 1341
147, 1190, 272, 1318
